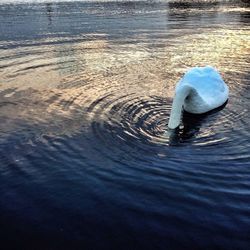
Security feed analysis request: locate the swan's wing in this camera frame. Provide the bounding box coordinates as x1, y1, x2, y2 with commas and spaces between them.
176, 66, 229, 113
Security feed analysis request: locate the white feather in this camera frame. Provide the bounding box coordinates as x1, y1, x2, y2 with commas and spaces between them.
168, 66, 229, 129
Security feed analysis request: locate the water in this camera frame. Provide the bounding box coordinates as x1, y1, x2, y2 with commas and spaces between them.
0, 0, 249, 249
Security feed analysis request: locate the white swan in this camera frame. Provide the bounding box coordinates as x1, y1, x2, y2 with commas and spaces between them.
168, 66, 229, 129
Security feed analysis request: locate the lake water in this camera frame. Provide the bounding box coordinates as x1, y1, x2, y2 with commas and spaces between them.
0, 0, 249, 249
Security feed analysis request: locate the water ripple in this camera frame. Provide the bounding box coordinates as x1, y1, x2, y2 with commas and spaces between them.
0, 1, 250, 249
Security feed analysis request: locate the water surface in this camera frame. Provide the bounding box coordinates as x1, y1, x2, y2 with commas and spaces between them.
0, 0, 250, 249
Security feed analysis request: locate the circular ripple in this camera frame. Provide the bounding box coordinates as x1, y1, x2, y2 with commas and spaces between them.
46, 80, 249, 171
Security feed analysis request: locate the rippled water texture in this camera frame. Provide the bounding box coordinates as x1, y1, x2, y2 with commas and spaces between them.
0, 0, 250, 249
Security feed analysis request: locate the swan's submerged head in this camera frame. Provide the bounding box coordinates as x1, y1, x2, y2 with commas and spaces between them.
167, 102, 228, 145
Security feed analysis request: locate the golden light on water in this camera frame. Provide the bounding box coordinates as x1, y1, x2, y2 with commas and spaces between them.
0, 3, 249, 137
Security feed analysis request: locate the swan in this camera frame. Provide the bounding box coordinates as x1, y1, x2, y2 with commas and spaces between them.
168, 66, 229, 129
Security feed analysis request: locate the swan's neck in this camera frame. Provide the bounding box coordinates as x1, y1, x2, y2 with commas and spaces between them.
168, 85, 192, 129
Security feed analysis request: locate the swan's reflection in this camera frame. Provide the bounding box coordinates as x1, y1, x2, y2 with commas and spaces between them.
168, 101, 228, 146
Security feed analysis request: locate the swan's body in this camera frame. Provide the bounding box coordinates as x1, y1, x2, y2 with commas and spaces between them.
168, 66, 229, 129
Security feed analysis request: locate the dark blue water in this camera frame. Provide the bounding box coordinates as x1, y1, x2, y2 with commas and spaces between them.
0, 1, 250, 249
